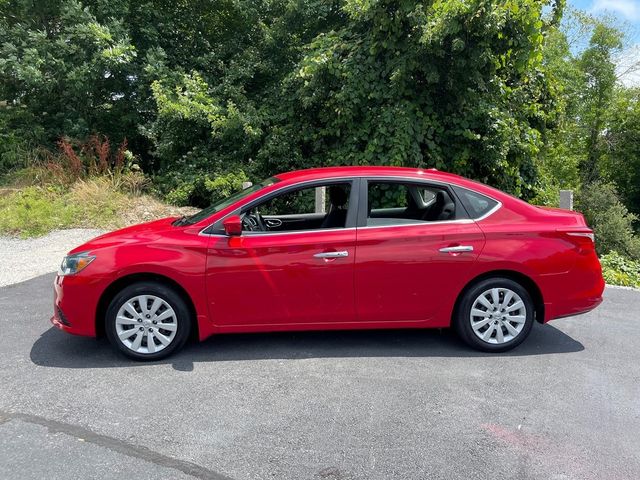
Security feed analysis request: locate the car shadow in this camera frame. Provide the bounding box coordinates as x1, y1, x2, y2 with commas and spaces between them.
30, 322, 584, 371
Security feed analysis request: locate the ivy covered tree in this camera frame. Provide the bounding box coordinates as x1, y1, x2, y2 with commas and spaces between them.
262, 0, 563, 199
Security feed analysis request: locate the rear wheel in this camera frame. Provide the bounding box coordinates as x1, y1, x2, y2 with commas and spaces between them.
454, 277, 534, 352
105, 281, 191, 361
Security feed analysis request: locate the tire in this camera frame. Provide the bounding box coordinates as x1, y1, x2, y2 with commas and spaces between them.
453, 277, 535, 353
105, 281, 191, 361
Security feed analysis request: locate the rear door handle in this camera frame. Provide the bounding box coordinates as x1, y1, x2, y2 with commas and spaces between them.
313, 251, 349, 259
439, 245, 474, 253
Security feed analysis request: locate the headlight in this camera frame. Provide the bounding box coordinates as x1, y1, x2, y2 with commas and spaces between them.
59, 251, 96, 276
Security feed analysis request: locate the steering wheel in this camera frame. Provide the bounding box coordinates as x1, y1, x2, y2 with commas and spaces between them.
242, 214, 257, 231
253, 209, 266, 231
241, 210, 266, 232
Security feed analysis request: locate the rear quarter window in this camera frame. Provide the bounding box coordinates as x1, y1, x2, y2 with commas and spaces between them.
455, 187, 499, 219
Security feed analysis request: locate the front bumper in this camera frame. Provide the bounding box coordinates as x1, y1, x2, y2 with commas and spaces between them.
51, 274, 105, 337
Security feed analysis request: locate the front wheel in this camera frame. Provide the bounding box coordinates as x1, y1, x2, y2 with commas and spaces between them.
454, 278, 535, 353
105, 281, 191, 361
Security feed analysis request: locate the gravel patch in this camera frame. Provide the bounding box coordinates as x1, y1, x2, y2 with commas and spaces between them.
0, 229, 105, 287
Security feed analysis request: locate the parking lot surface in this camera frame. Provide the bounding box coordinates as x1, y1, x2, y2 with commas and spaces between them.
0, 273, 639, 479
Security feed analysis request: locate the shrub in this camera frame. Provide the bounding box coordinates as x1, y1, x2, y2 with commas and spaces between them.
600, 251, 640, 288
576, 182, 640, 260
1, 135, 150, 198
56, 136, 132, 178
164, 170, 249, 207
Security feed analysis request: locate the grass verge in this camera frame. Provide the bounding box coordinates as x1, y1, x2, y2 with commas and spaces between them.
0, 176, 195, 238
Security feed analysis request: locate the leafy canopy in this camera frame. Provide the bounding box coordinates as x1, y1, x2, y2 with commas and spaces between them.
1, 0, 562, 203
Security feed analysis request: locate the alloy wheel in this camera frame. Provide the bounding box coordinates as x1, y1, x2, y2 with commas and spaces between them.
469, 287, 527, 344
115, 295, 178, 354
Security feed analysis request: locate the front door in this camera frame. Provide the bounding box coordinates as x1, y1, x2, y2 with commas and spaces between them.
205, 180, 358, 327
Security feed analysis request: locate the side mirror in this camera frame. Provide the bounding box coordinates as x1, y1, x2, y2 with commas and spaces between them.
223, 215, 243, 236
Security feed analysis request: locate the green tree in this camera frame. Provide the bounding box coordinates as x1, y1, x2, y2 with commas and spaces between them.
261, 0, 562, 199
578, 21, 622, 183
603, 88, 640, 217
536, 15, 585, 203
0, 0, 138, 148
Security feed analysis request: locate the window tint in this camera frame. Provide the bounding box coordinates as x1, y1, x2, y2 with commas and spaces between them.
368, 183, 409, 211
456, 188, 498, 219
259, 186, 318, 216
366, 181, 458, 226
242, 182, 351, 232
183, 177, 279, 225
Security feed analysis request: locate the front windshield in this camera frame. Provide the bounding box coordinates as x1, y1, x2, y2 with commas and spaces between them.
181, 177, 280, 225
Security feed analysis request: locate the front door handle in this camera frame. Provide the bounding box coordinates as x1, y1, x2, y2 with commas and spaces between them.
313, 251, 349, 259
439, 245, 474, 253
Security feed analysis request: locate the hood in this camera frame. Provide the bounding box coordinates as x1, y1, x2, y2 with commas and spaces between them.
68, 217, 179, 254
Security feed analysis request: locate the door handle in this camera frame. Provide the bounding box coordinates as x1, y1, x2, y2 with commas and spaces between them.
439, 245, 474, 253
313, 251, 349, 259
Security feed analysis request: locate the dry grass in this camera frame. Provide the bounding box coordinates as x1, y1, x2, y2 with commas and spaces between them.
0, 176, 198, 238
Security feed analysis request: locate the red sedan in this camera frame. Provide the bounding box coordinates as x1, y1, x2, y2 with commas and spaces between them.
51, 166, 604, 360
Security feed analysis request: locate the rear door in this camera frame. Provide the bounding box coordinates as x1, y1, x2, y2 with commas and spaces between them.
354, 179, 486, 323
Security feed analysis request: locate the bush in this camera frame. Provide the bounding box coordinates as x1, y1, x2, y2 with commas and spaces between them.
576, 182, 640, 260
600, 251, 640, 288
0, 137, 167, 237
163, 170, 249, 207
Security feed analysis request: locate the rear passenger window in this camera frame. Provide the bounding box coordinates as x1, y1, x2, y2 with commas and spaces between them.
456, 188, 498, 219
366, 181, 459, 226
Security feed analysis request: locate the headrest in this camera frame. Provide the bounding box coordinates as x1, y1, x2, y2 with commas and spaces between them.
328, 186, 348, 207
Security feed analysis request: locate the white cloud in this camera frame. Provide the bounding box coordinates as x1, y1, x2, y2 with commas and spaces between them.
591, 0, 640, 21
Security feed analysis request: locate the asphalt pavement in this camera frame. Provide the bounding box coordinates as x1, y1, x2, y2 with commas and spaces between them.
0, 273, 639, 479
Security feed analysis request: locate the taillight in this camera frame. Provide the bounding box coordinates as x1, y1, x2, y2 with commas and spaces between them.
559, 229, 596, 252
566, 231, 595, 242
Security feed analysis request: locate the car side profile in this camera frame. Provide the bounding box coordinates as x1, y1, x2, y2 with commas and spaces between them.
51, 166, 604, 360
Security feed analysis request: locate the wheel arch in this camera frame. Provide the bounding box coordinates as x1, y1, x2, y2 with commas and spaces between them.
95, 273, 199, 340
453, 270, 545, 324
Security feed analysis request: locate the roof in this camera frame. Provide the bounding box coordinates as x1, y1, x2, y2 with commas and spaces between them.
274, 166, 465, 183
272, 166, 526, 210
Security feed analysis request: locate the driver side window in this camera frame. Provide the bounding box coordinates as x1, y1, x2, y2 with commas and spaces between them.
242, 182, 351, 233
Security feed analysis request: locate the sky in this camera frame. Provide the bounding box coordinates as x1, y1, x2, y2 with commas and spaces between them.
569, 0, 640, 86
572, 0, 640, 22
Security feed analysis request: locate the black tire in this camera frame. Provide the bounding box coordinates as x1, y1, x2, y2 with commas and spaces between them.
105, 281, 191, 361
453, 277, 535, 353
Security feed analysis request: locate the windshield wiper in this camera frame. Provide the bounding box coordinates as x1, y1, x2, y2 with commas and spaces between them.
172, 215, 191, 226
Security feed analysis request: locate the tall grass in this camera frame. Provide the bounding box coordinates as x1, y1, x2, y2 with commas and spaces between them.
0, 135, 158, 237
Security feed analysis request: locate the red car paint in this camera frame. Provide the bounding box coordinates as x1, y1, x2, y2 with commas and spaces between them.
51, 166, 604, 341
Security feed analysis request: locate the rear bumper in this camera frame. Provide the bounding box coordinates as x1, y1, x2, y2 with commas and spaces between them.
542, 254, 605, 322
545, 294, 603, 321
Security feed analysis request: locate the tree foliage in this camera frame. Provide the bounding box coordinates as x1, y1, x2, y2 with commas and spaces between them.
603, 88, 640, 218
576, 182, 640, 260
264, 0, 559, 199
1, 0, 639, 222
1, 0, 563, 203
